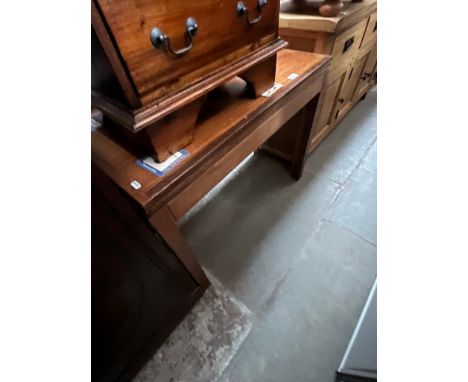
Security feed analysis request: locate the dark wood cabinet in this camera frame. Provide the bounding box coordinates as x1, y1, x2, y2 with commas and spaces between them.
92, 165, 207, 382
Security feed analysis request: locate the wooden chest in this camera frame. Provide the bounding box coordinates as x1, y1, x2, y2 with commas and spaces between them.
92, 0, 287, 161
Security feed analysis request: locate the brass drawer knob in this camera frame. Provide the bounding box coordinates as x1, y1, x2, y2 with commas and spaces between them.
150, 17, 198, 57
237, 0, 268, 25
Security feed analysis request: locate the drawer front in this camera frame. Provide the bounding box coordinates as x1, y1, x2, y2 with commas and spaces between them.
360, 12, 377, 49
95, 0, 279, 103
331, 19, 367, 69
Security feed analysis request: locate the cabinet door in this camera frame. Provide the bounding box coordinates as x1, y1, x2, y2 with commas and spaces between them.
333, 56, 367, 121
354, 46, 377, 100
314, 75, 343, 137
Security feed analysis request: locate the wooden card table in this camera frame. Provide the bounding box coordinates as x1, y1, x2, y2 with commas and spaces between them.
92, 49, 330, 381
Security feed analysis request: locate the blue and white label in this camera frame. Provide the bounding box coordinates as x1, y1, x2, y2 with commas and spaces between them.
136, 149, 189, 177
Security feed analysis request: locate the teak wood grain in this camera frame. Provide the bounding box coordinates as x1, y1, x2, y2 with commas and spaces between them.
94, 0, 281, 102
92, 49, 330, 216
169, 67, 325, 219
146, 95, 207, 162
92, 0, 287, 161
92, 39, 288, 133
92, 36, 287, 161
92, 49, 329, 380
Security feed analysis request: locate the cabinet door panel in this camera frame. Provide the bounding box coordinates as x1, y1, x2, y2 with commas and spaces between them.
355, 46, 376, 99
332, 55, 367, 121
314, 75, 343, 136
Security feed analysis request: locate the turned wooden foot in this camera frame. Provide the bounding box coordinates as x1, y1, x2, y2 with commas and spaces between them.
239, 55, 277, 98
146, 95, 207, 162
318, 0, 344, 17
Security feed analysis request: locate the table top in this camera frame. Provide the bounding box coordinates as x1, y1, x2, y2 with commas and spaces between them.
280, 0, 377, 34
92, 49, 330, 215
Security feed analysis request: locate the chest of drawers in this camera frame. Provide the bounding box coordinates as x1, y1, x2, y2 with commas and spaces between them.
92, 0, 287, 161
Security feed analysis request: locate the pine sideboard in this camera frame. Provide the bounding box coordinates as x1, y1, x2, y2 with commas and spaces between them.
277, 0, 377, 153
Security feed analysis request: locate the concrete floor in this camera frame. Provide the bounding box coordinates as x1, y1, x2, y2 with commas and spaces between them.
181, 87, 377, 382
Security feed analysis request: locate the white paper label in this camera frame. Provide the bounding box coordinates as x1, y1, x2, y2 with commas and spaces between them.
130, 180, 141, 190
142, 152, 183, 173
261, 83, 283, 98
287, 73, 299, 80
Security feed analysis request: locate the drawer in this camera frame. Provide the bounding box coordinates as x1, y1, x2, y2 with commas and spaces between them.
95, 0, 279, 104
360, 12, 377, 49
330, 18, 367, 69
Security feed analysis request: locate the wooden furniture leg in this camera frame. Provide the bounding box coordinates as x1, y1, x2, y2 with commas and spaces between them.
146, 95, 207, 162
291, 91, 324, 180
149, 206, 210, 288
239, 55, 277, 98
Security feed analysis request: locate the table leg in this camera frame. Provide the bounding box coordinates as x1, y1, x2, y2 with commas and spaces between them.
149, 206, 210, 288
291, 90, 325, 180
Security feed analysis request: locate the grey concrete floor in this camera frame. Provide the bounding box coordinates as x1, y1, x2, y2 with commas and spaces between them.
181, 87, 377, 382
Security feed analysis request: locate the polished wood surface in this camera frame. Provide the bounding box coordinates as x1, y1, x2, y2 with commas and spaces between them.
94, 0, 281, 102
239, 55, 278, 98
146, 95, 207, 162
92, 37, 287, 161
92, 49, 329, 381
92, 49, 330, 216
92, 39, 287, 133
169, 64, 326, 219
91, 1, 140, 109
92, 0, 287, 161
